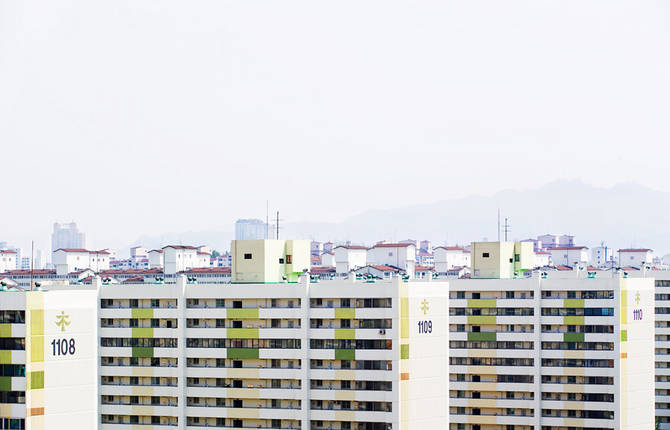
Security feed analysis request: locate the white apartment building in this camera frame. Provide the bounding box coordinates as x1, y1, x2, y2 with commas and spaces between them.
548, 246, 589, 268
334, 246, 368, 275
367, 244, 416, 276
449, 272, 655, 429
537, 234, 575, 250
617, 248, 653, 268
0, 240, 450, 430
148, 250, 164, 269
163, 246, 201, 275
0, 250, 17, 273
52, 248, 111, 275
434, 247, 470, 274
320, 252, 335, 268
591, 245, 614, 269
534, 251, 551, 268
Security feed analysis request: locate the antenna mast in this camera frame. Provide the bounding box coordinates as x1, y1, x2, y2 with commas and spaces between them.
503, 217, 511, 242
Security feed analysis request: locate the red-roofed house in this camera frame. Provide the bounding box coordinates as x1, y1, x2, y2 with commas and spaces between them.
367, 243, 416, 276
617, 248, 653, 268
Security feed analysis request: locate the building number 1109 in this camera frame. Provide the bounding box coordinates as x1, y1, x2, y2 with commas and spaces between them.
418, 320, 432, 334
51, 338, 76, 356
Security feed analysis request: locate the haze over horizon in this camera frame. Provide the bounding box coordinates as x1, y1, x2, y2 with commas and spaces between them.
1, 1, 669, 255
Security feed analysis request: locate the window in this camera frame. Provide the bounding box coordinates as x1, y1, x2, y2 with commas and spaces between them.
483, 253, 490, 258
244, 253, 252, 260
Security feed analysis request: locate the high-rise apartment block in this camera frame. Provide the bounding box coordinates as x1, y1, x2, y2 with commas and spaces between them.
449, 242, 655, 430
51, 222, 86, 252
235, 219, 270, 241
0, 240, 450, 430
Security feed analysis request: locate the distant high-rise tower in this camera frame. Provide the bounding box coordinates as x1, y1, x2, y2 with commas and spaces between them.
51, 222, 86, 251
234, 219, 271, 241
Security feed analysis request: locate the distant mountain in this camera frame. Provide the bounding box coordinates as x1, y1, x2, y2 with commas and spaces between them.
133, 181, 670, 257
282, 180, 670, 255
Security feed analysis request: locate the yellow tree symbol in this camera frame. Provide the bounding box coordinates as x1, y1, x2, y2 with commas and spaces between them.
55, 311, 70, 332
420, 299, 429, 315
635, 292, 641, 305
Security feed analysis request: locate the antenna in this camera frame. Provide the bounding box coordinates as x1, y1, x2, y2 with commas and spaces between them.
503, 217, 511, 242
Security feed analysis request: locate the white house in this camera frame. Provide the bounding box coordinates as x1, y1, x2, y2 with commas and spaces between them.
534, 251, 551, 267
163, 245, 199, 275
367, 243, 415, 275
433, 246, 470, 273
320, 252, 335, 267
334, 246, 368, 274
53, 248, 110, 275
0, 250, 17, 273
548, 246, 589, 267
148, 249, 163, 269
618, 248, 653, 268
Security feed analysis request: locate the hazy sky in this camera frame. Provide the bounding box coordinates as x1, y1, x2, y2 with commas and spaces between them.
1, 1, 669, 253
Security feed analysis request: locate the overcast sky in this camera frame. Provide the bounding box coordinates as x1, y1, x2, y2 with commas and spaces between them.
1, 1, 669, 253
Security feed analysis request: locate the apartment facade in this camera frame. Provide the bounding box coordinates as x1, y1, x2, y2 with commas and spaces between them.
0, 240, 449, 430
448, 274, 654, 429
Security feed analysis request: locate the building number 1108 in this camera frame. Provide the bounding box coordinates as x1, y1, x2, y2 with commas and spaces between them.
418, 320, 432, 334
51, 338, 76, 356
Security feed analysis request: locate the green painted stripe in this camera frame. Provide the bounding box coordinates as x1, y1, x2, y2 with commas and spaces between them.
226, 308, 259, 319
400, 344, 409, 360
132, 328, 154, 338
400, 318, 409, 339
227, 348, 259, 359
335, 349, 355, 361
468, 332, 496, 342
226, 328, 259, 339
334, 308, 355, 320
563, 332, 584, 342
467, 299, 496, 308
132, 347, 154, 358
620, 329, 627, 342
28, 371, 44, 390
563, 316, 584, 325
400, 298, 409, 318
334, 329, 355, 340
467, 316, 496, 325
563, 299, 585, 308
0, 376, 10, 391
0, 350, 11, 364
131, 308, 153, 319
0, 324, 11, 337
